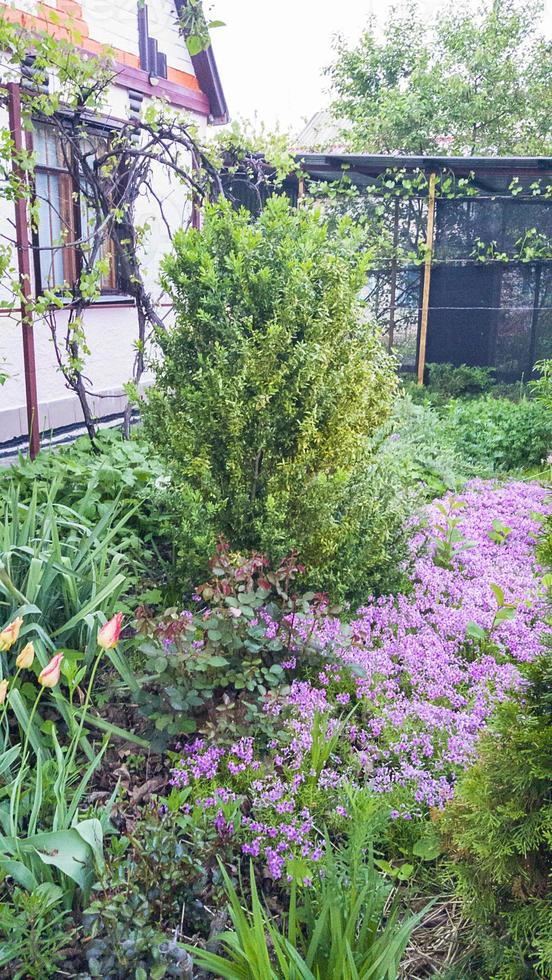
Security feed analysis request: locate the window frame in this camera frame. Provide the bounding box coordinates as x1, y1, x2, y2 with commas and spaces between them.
30, 119, 123, 299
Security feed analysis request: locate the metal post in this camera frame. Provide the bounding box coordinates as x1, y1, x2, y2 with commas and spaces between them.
7, 81, 40, 457
417, 171, 437, 385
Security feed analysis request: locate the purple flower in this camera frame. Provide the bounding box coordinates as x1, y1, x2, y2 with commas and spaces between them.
168, 481, 551, 877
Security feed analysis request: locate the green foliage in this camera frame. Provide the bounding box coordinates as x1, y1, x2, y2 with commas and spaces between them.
425, 363, 495, 399
0, 631, 132, 974
0, 883, 74, 980
214, 117, 298, 186
403, 367, 526, 410
143, 196, 398, 599
187, 798, 428, 979
431, 498, 475, 570
0, 483, 135, 752
259, 439, 416, 604
83, 795, 233, 978
329, 0, 552, 155
529, 359, 552, 412
440, 651, 552, 979
0, 662, 113, 906
176, 0, 225, 56
378, 397, 470, 497
84, 894, 192, 979
0, 481, 129, 646
1, 429, 171, 571
440, 395, 552, 472
132, 541, 335, 745
394, 387, 550, 479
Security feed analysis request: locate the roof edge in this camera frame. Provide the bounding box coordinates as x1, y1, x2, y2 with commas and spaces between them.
294, 152, 552, 173
174, 0, 229, 124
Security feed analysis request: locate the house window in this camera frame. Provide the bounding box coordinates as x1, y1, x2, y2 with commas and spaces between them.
33, 123, 119, 294
34, 123, 77, 290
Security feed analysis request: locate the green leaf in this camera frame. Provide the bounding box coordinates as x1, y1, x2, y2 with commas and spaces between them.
465, 621, 486, 641
73, 818, 104, 872
490, 582, 505, 606
186, 35, 204, 55
396, 862, 414, 880
24, 828, 94, 889
495, 605, 517, 624
412, 833, 442, 861
0, 858, 38, 890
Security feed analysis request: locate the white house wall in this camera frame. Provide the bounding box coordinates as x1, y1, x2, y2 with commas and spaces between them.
0, 0, 211, 447
0, 115, 200, 443
81, 0, 194, 75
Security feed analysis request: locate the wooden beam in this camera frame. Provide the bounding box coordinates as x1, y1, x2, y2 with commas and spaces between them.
417, 171, 437, 385
7, 82, 40, 458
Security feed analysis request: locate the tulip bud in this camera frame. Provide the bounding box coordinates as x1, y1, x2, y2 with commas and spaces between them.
97, 612, 123, 650
0, 617, 23, 652
16, 642, 35, 670
0, 679, 8, 704
38, 652, 63, 688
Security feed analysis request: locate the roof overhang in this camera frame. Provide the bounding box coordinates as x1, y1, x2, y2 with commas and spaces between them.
173, 0, 229, 124
295, 153, 552, 191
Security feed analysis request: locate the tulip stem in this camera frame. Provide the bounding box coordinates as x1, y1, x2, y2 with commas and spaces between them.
10, 687, 44, 838
65, 647, 105, 777
0, 667, 21, 728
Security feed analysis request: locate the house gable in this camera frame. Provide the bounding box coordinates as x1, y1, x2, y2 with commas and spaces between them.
0, 0, 228, 120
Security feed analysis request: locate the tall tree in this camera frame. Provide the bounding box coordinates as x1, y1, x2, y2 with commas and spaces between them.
328, 0, 552, 155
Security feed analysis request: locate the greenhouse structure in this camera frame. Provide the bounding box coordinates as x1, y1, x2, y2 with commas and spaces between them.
294, 154, 552, 381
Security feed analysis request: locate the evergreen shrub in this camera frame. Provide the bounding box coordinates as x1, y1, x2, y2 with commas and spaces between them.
440, 651, 552, 979
143, 197, 398, 598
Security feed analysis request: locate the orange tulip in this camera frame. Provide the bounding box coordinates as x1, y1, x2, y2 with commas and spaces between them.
0, 617, 23, 652
38, 652, 63, 688
16, 642, 35, 670
0, 679, 8, 704
97, 613, 123, 650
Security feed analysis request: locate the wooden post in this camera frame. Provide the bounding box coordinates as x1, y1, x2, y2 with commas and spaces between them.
417, 171, 437, 385
7, 82, 40, 457
388, 196, 400, 353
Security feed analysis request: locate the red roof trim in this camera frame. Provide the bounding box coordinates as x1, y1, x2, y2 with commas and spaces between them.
112, 62, 210, 115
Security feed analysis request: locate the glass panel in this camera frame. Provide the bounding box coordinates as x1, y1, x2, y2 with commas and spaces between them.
34, 123, 65, 169
36, 170, 64, 288
534, 266, 552, 362
362, 267, 421, 368
493, 266, 536, 376
434, 199, 503, 261
79, 184, 116, 289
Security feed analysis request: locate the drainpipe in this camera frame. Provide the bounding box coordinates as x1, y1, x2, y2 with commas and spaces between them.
7, 81, 40, 458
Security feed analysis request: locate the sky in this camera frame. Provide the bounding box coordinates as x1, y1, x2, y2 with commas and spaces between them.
208, 0, 552, 136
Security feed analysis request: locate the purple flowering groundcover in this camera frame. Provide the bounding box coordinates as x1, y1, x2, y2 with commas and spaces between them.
170, 479, 551, 882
